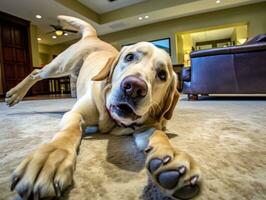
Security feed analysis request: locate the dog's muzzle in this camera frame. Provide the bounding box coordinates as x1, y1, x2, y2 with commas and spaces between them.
109, 75, 148, 122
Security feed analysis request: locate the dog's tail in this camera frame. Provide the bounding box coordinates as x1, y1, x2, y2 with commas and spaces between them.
57, 15, 97, 39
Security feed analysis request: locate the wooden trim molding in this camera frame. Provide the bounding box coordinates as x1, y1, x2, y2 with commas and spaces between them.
0, 11, 30, 26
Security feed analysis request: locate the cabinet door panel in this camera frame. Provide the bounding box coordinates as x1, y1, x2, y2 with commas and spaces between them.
1, 23, 13, 45
0, 14, 31, 93
15, 48, 25, 63
2, 47, 14, 61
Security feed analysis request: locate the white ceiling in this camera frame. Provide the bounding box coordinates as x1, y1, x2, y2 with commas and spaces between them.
78, 0, 145, 14
191, 27, 235, 42
0, 0, 264, 45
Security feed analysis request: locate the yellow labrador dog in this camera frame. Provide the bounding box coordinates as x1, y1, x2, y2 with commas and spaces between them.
6, 16, 202, 200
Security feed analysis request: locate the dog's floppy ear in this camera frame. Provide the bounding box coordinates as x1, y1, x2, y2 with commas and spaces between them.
91, 56, 116, 81
159, 74, 180, 120
91, 46, 128, 82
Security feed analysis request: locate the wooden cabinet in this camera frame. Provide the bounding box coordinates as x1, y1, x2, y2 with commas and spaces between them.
0, 11, 32, 94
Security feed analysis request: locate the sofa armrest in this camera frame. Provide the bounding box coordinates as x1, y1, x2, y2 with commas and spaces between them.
181, 67, 191, 81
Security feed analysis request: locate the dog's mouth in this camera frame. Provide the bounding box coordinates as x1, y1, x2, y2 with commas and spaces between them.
110, 103, 140, 121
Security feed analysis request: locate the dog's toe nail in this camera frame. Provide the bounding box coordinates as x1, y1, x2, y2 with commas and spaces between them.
178, 165, 186, 175
190, 176, 199, 186
10, 176, 20, 191
149, 158, 162, 173
144, 146, 153, 154
158, 171, 180, 189
54, 181, 61, 197
173, 185, 200, 199
33, 188, 40, 200
163, 156, 171, 164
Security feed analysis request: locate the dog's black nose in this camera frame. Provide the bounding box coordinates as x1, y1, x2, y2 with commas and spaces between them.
121, 76, 148, 98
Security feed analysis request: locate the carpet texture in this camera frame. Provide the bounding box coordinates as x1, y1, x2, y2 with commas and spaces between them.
0, 97, 266, 200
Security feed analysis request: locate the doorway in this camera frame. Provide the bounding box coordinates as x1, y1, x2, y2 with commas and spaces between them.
175, 24, 248, 67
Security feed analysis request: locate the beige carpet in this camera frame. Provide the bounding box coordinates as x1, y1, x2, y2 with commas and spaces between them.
1, 96, 266, 200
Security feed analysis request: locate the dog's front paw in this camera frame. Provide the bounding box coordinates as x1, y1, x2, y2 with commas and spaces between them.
11, 142, 76, 199
145, 145, 202, 200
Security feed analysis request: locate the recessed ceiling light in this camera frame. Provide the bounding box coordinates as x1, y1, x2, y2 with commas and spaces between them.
216, 0, 221, 3
138, 17, 143, 20
52, 35, 57, 39
37, 38, 41, 41
35, 15, 42, 19
64, 32, 68, 36
144, 15, 149, 19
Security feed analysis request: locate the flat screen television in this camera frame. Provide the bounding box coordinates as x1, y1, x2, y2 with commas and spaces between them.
150, 38, 171, 55
122, 38, 171, 56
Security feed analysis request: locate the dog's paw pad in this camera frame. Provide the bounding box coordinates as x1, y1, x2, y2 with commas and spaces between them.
146, 146, 202, 199
149, 158, 163, 173
158, 171, 181, 189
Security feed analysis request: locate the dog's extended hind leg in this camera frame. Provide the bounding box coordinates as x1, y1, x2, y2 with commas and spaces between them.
5, 56, 73, 106
5, 40, 88, 107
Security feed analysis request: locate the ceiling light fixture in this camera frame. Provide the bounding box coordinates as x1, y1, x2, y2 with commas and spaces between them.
52, 35, 57, 39
216, 0, 221, 3
37, 38, 41, 41
55, 30, 64, 36
138, 17, 143, 20
144, 15, 149, 19
35, 15, 42, 19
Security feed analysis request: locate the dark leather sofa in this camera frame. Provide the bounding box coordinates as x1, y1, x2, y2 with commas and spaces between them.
182, 34, 266, 100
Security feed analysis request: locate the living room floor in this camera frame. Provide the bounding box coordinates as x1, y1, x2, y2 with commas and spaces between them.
0, 96, 266, 200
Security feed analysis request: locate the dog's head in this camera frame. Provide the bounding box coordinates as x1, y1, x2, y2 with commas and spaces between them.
92, 42, 179, 127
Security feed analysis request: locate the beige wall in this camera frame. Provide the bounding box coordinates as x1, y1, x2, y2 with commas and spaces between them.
181, 34, 193, 67
39, 53, 49, 67
49, 43, 70, 56
236, 25, 248, 44
37, 43, 70, 65
100, 2, 266, 64
38, 44, 51, 66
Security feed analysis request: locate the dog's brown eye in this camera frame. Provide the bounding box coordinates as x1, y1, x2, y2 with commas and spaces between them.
158, 70, 167, 81
125, 53, 135, 62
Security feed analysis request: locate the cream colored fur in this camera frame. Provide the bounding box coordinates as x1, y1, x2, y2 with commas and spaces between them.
6, 16, 201, 199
